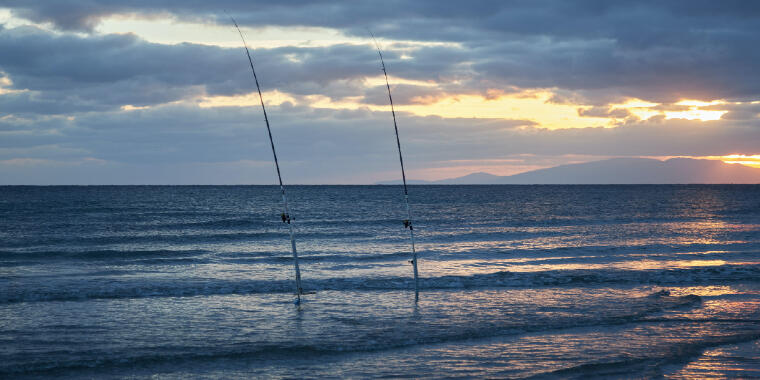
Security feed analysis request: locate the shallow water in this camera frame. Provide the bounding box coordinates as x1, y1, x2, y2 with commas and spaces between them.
2, 185, 759, 378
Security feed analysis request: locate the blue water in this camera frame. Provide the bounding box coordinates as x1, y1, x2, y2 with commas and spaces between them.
2, 185, 759, 378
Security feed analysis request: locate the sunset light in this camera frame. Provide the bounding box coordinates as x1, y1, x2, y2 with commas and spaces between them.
721, 154, 760, 168
665, 100, 728, 121
2, 3, 760, 184
610, 98, 731, 122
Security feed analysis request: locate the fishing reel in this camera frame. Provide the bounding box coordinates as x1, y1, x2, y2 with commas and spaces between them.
281, 213, 292, 224
403, 219, 413, 230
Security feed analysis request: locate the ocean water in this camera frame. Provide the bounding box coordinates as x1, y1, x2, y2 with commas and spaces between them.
1, 185, 759, 378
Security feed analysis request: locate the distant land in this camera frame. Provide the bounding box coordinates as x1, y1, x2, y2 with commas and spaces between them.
377, 158, 760, 185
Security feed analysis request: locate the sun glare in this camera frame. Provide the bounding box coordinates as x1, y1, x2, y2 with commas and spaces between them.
664, 99, 727, 121
664, 109, 726, 121
721, 154, 760, 168
675, 100, 725, 107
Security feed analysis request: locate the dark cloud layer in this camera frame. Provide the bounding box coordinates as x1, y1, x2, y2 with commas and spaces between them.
0, 25, 472, 113
0, 26, 233, 111
5, 1, 760, 103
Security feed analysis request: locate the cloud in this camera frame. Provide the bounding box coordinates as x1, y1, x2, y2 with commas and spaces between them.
2, 1, 760, 184
0, 25, 477, 114
706, 102, 760, 121
4, 1, 760, 104
577, 106, 631, 119
0, 26, 240, 109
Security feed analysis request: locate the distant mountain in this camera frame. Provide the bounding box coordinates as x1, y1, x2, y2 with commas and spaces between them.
435, 172, 505, 184
376, 158, 760, 184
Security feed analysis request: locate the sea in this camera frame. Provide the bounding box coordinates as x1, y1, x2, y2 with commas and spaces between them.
1, 185, 759, 379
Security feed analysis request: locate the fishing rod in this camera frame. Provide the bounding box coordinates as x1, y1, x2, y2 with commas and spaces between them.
370, 32, 420, 301
229, 15, 304, 305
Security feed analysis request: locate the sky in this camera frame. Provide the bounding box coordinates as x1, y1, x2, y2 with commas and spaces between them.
1, 1, 760, 184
